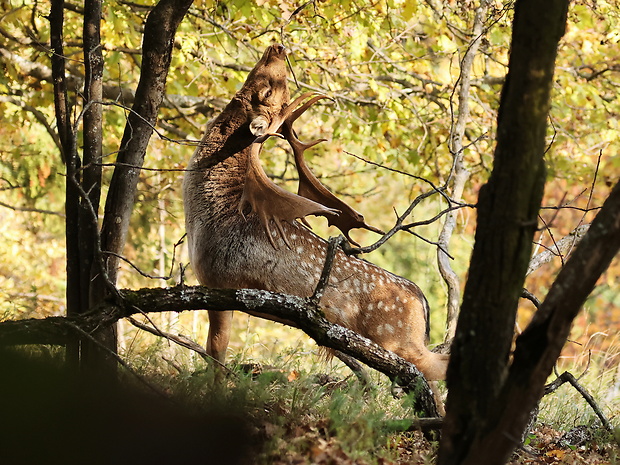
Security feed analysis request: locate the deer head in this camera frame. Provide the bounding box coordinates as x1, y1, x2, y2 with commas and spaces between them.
243, 44, 291, 138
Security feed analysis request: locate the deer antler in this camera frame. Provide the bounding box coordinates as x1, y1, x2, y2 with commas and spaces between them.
238, 94, 341, 249
239, 137, 339, 249
281, 95, 385, 247
239, 92, 383, 249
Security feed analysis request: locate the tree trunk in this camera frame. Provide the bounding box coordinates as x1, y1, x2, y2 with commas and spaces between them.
466, 179, 620, 464
97, 0, 194, 288
438, 1, 487, 342
78, 0, 110, 372
87, 0, 194, 370
439, 1, 569, 464
49, 0, 81, 365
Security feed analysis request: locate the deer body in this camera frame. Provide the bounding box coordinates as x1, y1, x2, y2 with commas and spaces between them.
183, 45, 448, 381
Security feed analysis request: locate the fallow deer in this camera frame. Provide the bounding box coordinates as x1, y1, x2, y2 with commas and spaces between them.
183, 44, 449, 382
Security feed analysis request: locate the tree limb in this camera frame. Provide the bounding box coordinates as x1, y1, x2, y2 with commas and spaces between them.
527, 223, 590, 276
437, 1, 488, 342
0, 285, 439, 416
544, 371, 615, 437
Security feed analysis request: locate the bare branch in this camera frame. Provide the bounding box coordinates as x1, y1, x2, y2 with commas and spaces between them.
0, 200, 65, 217
544, 371, 616, 440
0, 96, 63, 154
527, 224, 590, 276
310, 235, 344, 305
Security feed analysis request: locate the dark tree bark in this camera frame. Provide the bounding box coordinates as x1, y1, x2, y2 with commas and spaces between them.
439, 1, 570, 464
85, 0, 193, 366
469, 179, 620, 463
49, 0, 81, 363
76, 0, 106, 368
97, 0, 194, 288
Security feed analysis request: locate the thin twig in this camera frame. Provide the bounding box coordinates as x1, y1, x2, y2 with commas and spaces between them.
311, 235, 344, 305
0, 200, 65, 217
521, 288, 541, 308
103, 234, 185, 281
126, 316, 233, 374
544, 371, 616, 441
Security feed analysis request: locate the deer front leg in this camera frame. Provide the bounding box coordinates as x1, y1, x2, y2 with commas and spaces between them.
206, 310, 234, 365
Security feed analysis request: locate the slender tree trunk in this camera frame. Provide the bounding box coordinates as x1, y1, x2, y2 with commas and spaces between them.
438, 1, 488, 342
97, 0, 194, 289
439, 1, 569, 464
49, 0, 81, 364
88, 0, 194, 368
79, 0, 111, 371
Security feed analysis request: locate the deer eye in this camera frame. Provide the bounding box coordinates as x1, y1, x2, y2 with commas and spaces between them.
259, 86, 272, 102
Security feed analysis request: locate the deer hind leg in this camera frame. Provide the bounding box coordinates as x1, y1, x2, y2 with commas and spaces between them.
414, 350, 450, 382
401, 350, 449, 416
206, 310, 234, 365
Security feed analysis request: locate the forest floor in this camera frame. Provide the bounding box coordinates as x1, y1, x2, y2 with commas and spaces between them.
265, 424, 618, 465
163, 357, 618, 465
2, 340, 617, 465
253, 371, 619, 465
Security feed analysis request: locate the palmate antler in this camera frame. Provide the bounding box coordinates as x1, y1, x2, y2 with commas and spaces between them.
238, 94, 340, 249
239, 92, 382, 249
282, 95, 384, 247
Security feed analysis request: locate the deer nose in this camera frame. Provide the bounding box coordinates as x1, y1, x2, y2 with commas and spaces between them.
273, 44, 286, 55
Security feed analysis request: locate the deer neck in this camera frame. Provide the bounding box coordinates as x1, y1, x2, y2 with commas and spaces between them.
184, 95, 266, 226
190, 96, 253, 171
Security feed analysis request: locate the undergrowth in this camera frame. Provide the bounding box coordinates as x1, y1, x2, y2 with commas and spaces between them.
2, 340, 618, 465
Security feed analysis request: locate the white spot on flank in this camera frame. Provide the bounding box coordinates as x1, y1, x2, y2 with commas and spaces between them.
290, 234, 297, 240
377, 301, 384, 310
376, 324, 384, 336
296, 246, 304, 254
397, 320, 403, 328
385, 324, 395, 334
367, 303, 374, 311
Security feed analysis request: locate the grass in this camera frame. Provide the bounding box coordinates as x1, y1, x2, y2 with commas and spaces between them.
110, 314, 620, 464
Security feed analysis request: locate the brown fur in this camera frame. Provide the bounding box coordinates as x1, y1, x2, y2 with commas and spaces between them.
183, 45, 449, 381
